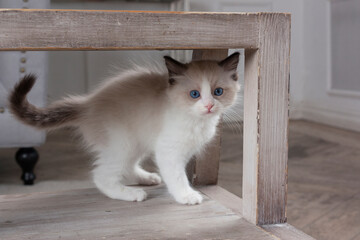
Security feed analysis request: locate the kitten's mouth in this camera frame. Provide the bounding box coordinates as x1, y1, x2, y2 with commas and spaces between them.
204, 109, 215, 115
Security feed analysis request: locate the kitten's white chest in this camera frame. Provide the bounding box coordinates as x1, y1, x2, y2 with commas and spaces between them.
159, 112, 219, 155
188, 119, 217, 144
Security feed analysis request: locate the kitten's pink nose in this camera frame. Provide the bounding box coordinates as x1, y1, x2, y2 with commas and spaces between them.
205, 103, 214, 112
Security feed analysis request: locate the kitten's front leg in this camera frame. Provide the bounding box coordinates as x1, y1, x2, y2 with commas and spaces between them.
155, 148, 203, 205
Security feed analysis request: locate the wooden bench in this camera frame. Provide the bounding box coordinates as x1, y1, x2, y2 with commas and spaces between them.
0, 9, 314, 239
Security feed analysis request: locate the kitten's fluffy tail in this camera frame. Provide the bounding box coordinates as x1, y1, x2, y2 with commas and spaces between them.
8, 74, 84, 129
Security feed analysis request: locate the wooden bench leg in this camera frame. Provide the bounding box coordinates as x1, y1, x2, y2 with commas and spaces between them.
242, 14, 291, 225
187, 49, 228, 186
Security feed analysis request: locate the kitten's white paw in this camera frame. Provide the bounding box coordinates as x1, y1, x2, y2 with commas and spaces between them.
129, 188, 148, 202
175, 190, 203, 205
137, 172, 162, 186
105, 187, 147, 202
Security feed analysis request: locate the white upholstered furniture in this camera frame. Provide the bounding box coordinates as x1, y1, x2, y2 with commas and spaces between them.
0, 0, 49, 184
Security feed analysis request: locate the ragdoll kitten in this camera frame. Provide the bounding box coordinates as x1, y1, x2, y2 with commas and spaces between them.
8, 52, 240, 205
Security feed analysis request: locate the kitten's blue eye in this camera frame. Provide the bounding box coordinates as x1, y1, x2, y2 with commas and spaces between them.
190, 90, 200, 99
214, 88, 224, 96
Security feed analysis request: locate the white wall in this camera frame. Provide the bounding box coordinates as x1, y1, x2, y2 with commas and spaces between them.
299, 0, 360, 132
331, 0, 360, 92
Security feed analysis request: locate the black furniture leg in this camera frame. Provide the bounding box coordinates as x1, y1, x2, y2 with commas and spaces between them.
15, 147, 39, 185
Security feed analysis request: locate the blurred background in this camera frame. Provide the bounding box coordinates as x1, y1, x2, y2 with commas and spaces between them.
0, 1, 359, 240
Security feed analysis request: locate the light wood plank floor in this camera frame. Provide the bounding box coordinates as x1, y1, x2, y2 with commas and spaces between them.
0, 120, 360, 240
219, 120, 360, 240
0, 186, 277, 240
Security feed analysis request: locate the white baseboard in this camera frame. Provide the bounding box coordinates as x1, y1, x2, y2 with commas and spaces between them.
290, 104, 360, 132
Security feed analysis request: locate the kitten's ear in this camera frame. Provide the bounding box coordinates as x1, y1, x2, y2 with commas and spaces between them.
218, 52, 240, 72
164, 56, 188, 76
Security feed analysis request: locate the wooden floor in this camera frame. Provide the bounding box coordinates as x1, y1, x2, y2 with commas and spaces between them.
0, 186, 277, 240
0, 120, 360, 239
218, 120, 360, 240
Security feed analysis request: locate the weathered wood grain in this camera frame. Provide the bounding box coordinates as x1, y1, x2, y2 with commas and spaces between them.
188, 49, 228, 186
0, 8, 294, 235
243, 48, 260, 224
218, 122, 360, 240
200, 185, 243, 216
242, 13, 291, 225
0, 9, 260, 51
0, 186, 277, 240
262, 223, 316, 240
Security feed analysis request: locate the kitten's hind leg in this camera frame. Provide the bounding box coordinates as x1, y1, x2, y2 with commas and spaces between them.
92, 161, 147, 202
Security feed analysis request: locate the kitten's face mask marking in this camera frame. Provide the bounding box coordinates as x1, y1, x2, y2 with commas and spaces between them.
164, 52, 240, 117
